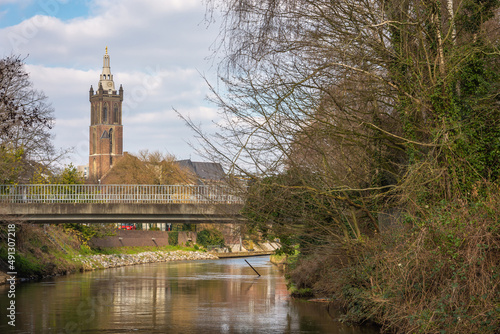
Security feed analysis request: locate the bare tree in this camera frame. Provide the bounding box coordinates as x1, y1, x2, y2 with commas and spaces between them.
0, 55, 63, 183
187, 0, 500, 240
102, 150, 195, 185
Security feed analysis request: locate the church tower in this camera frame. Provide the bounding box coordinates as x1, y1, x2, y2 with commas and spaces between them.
89, 47, 124, 182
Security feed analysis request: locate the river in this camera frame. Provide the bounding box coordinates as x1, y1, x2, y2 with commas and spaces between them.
1, 255, 379, 333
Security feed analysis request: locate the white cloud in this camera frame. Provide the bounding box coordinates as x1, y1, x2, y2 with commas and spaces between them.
90, 0, 201, 16
0, 0, 223, 165
0, 0, 216, 67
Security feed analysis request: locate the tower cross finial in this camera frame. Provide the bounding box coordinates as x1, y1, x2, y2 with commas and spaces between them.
105, 46, 108, 55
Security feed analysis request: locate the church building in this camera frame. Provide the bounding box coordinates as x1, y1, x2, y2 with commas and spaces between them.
89, 48, 124, 181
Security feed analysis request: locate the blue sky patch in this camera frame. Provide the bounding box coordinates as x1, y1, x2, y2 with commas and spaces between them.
0, 0, 90, 28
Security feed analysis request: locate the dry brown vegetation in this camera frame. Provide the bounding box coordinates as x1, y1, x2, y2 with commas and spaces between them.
289, 192, 500, 333
102, 150, 195, 184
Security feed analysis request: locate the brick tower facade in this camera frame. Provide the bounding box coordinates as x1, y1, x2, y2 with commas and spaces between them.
89, 48, 124, 182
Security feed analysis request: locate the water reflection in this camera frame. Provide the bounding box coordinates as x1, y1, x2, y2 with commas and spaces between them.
0, 256, 378, 333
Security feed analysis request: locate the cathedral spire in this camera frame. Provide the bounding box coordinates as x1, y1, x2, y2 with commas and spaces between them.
89, 48, 124, 182
99, 47, 115, 92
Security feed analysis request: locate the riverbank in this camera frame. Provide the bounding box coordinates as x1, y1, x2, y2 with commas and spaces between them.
0, 224, 281, 285
73, 250, 218, 270
0, 224, 222, 285
0, 251, 218, 284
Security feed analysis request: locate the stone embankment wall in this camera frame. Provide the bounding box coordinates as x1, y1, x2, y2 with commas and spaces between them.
74, 250, 217, 270
89, 230, 197, 248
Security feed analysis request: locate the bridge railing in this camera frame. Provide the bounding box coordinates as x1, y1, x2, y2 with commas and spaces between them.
0, 184, 244, 204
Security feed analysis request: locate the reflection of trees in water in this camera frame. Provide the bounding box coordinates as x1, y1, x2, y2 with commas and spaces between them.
1, 259, 376, 333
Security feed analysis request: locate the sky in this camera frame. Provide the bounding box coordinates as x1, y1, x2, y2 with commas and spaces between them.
0, 0, 224, 167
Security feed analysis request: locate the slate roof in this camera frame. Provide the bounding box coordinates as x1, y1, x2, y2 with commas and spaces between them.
176, 160, 225, 182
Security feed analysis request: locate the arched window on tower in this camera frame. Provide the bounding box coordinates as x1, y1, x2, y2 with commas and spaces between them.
114, 104, 118, 124
103, 103, 108, 123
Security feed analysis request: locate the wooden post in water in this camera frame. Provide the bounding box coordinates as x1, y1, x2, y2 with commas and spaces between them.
245, 259, 261, 276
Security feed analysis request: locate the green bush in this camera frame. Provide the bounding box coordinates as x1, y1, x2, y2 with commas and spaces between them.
168, 231, 178, 246
63, 223, 114, 244
182, 223, 195, 231
14, 253, 44, 276
197, 229, 225, 248
63, 223, 97, 242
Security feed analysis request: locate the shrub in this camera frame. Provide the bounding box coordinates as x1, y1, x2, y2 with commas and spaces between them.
63, 223, 115, 245
284, 191, 500, 334
331, 199, 500, 333
197, 229, 225, 248
168, 231, 178, 246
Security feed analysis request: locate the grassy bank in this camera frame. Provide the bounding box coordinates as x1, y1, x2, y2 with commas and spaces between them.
0, 223, 203, 283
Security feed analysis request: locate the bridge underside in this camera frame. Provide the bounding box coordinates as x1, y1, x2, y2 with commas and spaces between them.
0, 203, 246, 224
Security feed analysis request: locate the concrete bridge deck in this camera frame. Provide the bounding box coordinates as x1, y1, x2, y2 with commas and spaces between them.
0, 184, 246, 223
0, 203, 245, 223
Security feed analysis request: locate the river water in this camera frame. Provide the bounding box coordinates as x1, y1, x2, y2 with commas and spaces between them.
1, 256, 378, 333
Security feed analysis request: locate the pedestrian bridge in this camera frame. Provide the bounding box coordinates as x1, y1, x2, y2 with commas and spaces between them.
0, 184, 245, 223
